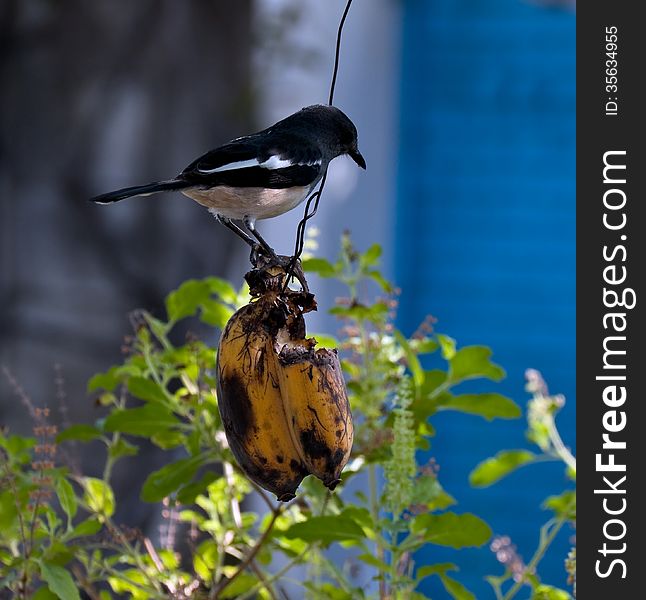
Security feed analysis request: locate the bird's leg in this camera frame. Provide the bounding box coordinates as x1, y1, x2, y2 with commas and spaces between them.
214, 215, 265, 264
215, 214, 256, 247
242, 216, 278, 259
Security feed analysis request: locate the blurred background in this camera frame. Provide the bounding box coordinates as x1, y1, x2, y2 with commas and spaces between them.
0, 0, 575, 597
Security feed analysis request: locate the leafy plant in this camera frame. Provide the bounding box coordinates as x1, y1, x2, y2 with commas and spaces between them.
0, 235, 575, 599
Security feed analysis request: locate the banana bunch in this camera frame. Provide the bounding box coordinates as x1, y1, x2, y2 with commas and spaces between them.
216, 262, 353, 501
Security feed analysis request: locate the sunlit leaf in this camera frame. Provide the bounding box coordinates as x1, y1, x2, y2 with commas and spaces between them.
448, 346, 505, 383
531, 585, 573, 600
83, 478, 115, 518
469, 450, 536, 487
284, 515, 366, 545
200, 298, 233, 328
166, 279, 209, 322
410, 512, 491, 548
151, 430, 186, 450
302, 257, 337, 277
67, 518, 102, 540
542, 490, 576, 520
205, 276, 238, 305
360, 243, 382, 268
436, 334, 457, 360
394, 330, 424, 389
438, 393, 521, 421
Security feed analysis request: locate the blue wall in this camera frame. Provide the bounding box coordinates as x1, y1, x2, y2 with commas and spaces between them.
396, 0, 575, 596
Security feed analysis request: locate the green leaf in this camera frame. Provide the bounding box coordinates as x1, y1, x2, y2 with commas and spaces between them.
0, 489, 19, 534
410, 512, 491, 548
39, 562, 81, 600
329, 301, 389, 323
284, 515, 366, 545
87, 367, 120, 393
360, 243, 382, 268
440, 573, 476, 600
436, 334, 457, 360
448, 346, 505, 383
357, 553, 390, 572
420, 369, 448, 398
304, 582, 357, 600
366, 269, 393, 292
219, 573, 258, 598
177, 472, 219, 504
166, 279, 209, 322
339, 506, 375, 533
67, 517, 102, 539
302, 257, 337, 277
151, 430, 186, 450
438, 393, 521, 420
55, 478, 77, 522
531, 584, 573, 600
141, 454, 206, 502
83, 478, 115, 518
543, 490, 576, 520
205, 276, 238, 305
108, 437, 139, 459
410, 476, 456, 511
199, 298, 233, 328
311, 333, 339, 349
56, 424, 103, 443
417, 562, 456, 581
104, 404, 181, 436
127, 377, 168, 404
146, 315, 170, 342
31, 588, 59, 600
193, 539, 218, 581
469, 450, 536, 487
394, 330, 424, 389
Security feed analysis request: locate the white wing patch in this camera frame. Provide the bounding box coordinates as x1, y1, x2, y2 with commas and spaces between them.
197, 155, 321, 174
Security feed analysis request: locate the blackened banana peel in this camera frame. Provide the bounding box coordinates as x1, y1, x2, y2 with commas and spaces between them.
216, 257, 353, 501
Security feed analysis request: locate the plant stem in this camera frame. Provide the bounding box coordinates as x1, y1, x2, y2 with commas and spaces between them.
238, 492, 333, 600
546, 416, 576, 473
369, 463, 387, 599
502, 517, 567, 600
211, 506, 283, 599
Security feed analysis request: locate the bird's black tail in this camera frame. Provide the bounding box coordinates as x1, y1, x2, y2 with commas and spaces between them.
90, 179, 190, 204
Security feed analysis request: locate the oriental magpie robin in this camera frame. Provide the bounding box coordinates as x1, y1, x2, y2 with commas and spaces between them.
90, 104, 365, 256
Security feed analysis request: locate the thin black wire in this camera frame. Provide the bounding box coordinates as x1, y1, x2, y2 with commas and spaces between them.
328, 0, 354, 107
284, 0, 354, 289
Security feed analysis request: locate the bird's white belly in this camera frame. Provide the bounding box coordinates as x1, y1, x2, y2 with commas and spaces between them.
182, 185, 310, 220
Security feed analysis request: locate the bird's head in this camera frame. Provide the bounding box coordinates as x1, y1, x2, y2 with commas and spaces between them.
300, 105, 366, 169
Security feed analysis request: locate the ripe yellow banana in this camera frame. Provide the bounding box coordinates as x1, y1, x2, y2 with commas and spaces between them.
216, 264, 353, 501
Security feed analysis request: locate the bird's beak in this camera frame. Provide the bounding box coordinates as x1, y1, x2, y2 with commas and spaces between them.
349, 148, 366, 169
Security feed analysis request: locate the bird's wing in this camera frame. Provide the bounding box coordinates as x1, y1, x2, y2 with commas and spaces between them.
179, 134, 323, 189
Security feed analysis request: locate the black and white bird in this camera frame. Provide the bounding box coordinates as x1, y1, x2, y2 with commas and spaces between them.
90, 104, 365, 255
